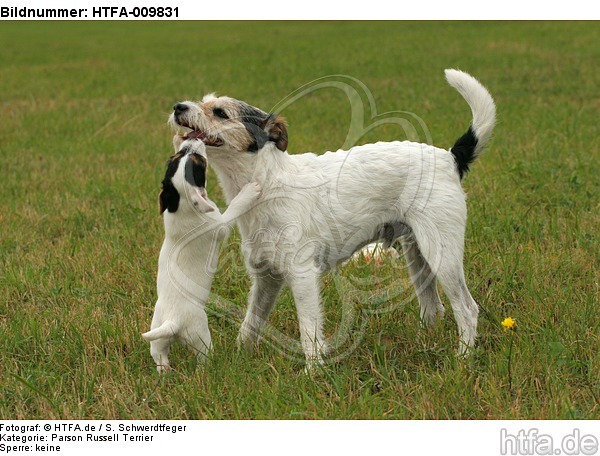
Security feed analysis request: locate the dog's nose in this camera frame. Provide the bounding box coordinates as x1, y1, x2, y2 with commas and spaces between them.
173, 103, 189, 114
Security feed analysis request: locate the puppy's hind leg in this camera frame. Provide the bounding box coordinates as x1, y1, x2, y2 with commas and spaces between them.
400, 236, 445, 327
181, 311, 213, 367
149, 338, 172, 374
143, 320, 177, 373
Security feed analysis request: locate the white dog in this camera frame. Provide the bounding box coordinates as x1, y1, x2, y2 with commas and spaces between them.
142, 137, 261, 372
169, 69, 496, 364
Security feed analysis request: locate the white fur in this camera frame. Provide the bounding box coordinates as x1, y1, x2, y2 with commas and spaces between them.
445, 69, 496, 158
143, 139, 261, 372
170, 69, 496, 364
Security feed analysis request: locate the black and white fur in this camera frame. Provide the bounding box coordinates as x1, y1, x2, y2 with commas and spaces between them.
143, 138, 261, 372
169, 69, 496, 364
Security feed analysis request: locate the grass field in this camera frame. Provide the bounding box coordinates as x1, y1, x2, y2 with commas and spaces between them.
0, 21, 598, 420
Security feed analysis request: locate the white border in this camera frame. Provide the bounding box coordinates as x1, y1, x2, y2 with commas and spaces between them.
1, 0, 599, 20
1, 420, 599, 456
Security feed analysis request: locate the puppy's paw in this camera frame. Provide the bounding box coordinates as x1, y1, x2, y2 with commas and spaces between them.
173, 134, 185, 153
236, 182, 262, 205
225, 183, 262, 221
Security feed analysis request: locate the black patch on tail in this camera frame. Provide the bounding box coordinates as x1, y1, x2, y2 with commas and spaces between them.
450, 126, 478, 180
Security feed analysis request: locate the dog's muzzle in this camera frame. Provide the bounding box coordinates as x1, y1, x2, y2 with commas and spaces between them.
173, 103, 189, 116
172, 103, 224, 147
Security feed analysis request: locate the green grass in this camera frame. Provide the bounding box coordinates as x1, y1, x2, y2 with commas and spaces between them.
0, 21, 598, 419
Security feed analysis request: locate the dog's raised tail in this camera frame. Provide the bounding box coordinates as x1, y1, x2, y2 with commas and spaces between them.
445, 69, 496, 179
142, 320, 178, 341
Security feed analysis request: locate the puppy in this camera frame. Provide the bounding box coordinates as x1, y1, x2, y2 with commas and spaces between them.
142, 137, 261, 372
168, 69, 496, 364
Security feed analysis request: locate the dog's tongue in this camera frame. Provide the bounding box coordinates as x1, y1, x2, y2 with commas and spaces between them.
185, 131, 204, 140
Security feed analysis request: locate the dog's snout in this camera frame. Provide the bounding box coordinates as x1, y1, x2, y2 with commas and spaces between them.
173, 103, 189, 115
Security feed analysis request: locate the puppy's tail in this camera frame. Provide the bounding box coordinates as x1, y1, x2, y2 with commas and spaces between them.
142, 320, 178, 342
445, 69, 496, 179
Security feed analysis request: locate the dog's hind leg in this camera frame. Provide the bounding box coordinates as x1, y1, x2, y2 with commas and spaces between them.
437, 267, 478, 356
400, 235, 445, 327
408, 215, 478, 356
238, 274, 284, 347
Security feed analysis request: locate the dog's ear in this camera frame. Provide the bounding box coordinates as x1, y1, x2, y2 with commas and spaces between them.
264, 115, 288, 151
159, 183, 180, 214
245, 123, 268, 153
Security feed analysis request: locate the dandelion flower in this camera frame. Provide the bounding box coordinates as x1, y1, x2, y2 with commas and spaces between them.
501, 317, 516, 331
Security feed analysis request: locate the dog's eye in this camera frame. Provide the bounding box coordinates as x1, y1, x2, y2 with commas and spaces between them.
213, 107, 229, 119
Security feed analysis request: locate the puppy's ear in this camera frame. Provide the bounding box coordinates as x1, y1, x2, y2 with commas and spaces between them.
159, 183, 180, 214
264, 115, 288, 151
184, 153, 207, 189
159, 153, 183, 214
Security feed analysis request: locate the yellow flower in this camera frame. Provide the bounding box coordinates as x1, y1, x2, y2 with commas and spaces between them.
501, 317, 516, 331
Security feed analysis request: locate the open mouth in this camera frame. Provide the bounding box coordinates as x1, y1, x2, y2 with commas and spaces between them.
183, 130, 224, 147
175, 121, 223, 147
